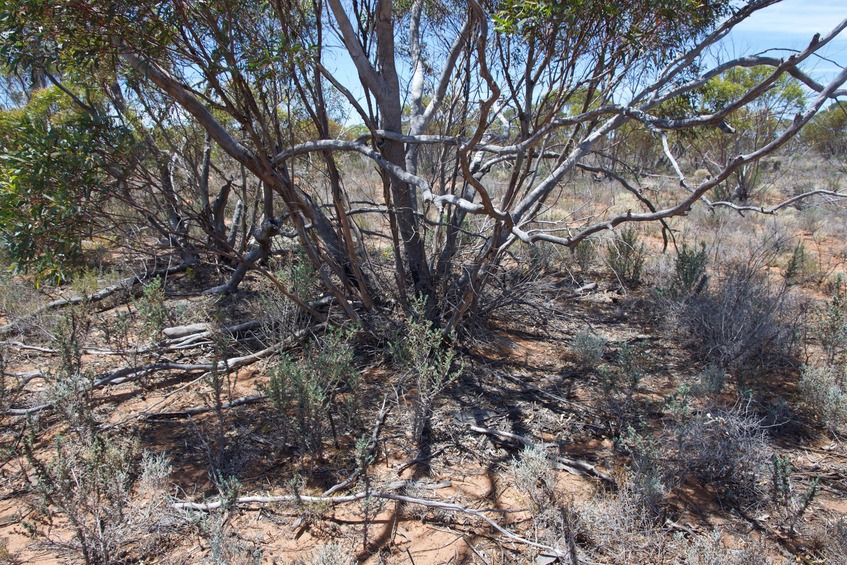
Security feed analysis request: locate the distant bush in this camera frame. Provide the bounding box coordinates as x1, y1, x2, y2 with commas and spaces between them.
802, 104, 847, 159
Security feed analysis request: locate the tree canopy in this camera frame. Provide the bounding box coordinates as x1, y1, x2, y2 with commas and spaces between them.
0, 0, 845, 328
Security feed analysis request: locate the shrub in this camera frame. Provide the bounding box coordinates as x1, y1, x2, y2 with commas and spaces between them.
268, 327, 361, 457
808, 276, 847, 366
605, 227, 646, 288
572, 239, 596, 273
669, 404, 771, 505
511, 444, 555, 514
820, 517, 847, 564
134, 277, 171, 341
783, 241, 809, 286
672, 241, 709, 297
24, 432, 176, 564
673, 262, 800, 379
695, 364, 726, 398
797, 364, 847, 434
390, 296, 461, 450
570, 330, 606, 367
617, 427, 667, 519
685, 530, 772, 565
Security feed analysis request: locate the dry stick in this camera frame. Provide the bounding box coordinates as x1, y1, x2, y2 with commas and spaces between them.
498, 372, 590, 415
6, 341, 285, 417
0, 262, 188, 336
468, 425, 615, 485
148, 394, 268, 419
322, 397, 390, 497
171, 482, 567, 559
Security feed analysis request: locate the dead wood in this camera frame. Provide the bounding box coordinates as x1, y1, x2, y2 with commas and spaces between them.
171, 479, 572, 558
468, 424, 615, 485
148, 394, 268, 419
0, 262, 189, 336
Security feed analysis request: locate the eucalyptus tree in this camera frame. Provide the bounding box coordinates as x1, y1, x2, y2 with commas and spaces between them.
1, 0, 845, 329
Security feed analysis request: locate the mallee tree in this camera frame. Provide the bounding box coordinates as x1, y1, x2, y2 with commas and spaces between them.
0, 0, 845, 331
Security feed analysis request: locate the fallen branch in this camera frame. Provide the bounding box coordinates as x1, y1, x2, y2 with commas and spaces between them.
0, 262, 188, 336
171, 480, 568, 558
323, 397, 390, 496
468, 424, 615, 485
148, 394, 268, 419
7, 325, 318, 417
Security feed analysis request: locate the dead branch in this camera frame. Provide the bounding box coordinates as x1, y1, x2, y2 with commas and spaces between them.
322, 396, 390, 496
171, 479, 570, 558
468, 424, 615, 485
145, 394, 268, 419
0, 262, 189, 336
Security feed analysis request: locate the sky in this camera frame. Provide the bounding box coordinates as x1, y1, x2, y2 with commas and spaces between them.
324, 0, 847, 124
725, 0, 847, 82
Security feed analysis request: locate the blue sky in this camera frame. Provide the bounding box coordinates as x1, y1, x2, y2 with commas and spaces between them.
726, 0, 847, 80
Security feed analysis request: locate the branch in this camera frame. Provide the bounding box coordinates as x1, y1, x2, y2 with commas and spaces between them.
325, 0, 384, 102
513, 63, 847, 249
0, 262, 188, 336
147, 395, 268, 419
468, 425, 615, 484
171, 481, 569, 559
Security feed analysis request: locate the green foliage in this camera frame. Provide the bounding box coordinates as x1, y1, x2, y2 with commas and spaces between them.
25, 431, 139, 564
809, 275, 847, 366
770, 454, 819, 535
672, 241, 708, 297
570, 330, 606, 368
605, 227, 646, 289
699, 66, 806, 115
391, 296, 461, 447
0, 87, 131, 281
493, 0, 730, 65
783, 241, 809, 286
133, 278, 170, 341
268, 327, 360, 457
695, 364, 725, 398
802, 103, 847, 159
572, 239, 596, 273
798, 365, 847, 434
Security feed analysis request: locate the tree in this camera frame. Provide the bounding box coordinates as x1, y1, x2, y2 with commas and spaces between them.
803, 102, 847, 160
0, 86, 133, 281
0, 0, 845, 330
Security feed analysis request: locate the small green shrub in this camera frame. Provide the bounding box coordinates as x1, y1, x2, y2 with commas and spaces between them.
797, 364, 847, 434
617, 427, 666, 519
268, 327, 360, 457
770, 454, 819, 535
390, 296, 461, 449
24, 431, 147, 564
573, 239, 596, 273
809, 276, 847, 366
570, 330, 606, 367
695, 364, 726, 398
783, 241, 809, 286
511, 444, 555, 514
134, 278, 171, 341
605, 227, 646, 288
672, 242, 708, 296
